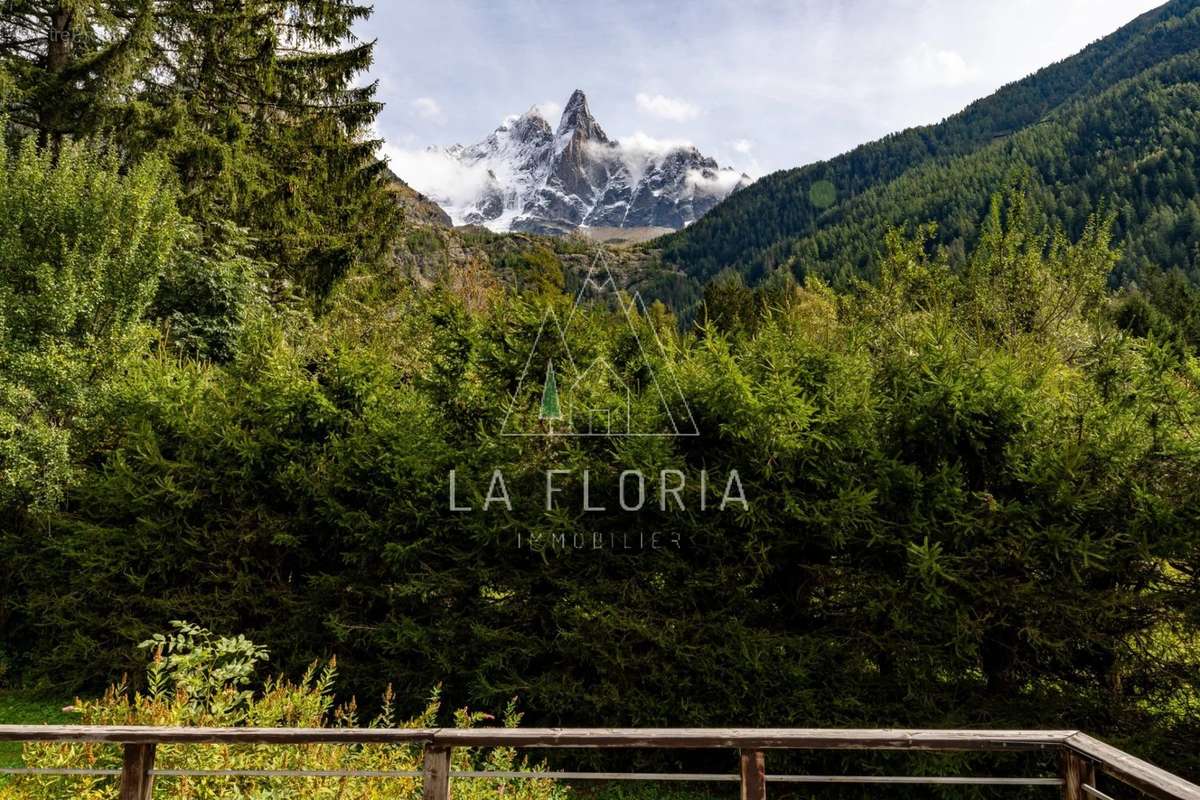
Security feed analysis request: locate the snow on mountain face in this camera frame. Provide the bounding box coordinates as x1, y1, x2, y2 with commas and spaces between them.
412, 90, 750, 234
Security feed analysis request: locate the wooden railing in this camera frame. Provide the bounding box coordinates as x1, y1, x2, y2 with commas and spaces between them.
1, 726, 1198, 800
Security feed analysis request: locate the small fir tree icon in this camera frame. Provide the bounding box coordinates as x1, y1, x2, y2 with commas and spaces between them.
540, 361, 562, 422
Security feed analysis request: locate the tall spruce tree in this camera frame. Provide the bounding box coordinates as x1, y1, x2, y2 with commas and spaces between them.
130, 0, 396, 295
1, 1, 397, 295
0, 1, 154, 140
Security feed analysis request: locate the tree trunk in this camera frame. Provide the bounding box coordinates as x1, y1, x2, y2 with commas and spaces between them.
39, 5, 74, 141
47, 7, 73, 73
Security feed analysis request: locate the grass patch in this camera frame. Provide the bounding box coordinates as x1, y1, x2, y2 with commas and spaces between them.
0, 691, 72, 769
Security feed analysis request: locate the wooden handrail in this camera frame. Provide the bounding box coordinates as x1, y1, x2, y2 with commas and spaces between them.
0, 726, 1196, 800
0, 725, 1075, 748
0, 725, 438, 745
1066, 734, 1200, 800
420, 727, 1079, 750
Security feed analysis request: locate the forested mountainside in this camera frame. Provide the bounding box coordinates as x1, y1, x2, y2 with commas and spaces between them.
659, 0, 1200, 288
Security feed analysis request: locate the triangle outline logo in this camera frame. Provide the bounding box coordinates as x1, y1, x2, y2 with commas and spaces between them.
499, 252, 699, 438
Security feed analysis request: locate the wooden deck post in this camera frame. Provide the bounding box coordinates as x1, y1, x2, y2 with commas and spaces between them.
1061, 750, 1096, 800
423, 745, 452, 800
118, 743, 156, 800
740, 749, 767, 800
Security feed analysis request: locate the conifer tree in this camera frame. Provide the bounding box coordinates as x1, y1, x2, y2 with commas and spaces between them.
0, 1, 154, 140
130, 0, 397, 294
1, 1, 398, 294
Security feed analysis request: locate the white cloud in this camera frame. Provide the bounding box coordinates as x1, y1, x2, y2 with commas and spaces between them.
616, 131, 696, 158
411, 96, 447, 124
724, 140, 761, 179
532, 100, 562, 122
635, 92, 700, 122
687, 168, 750, 196
383, 144, 492, 215
583, 131, 696, 185
501, 101, 562, 129
901, 44, 978, 88
597, 132, 750, 195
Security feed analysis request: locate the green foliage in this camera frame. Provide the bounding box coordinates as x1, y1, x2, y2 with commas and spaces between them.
151, 223, 268, 362
140, 621, 270, 719
2, 623, 561, 800
3, 190, 1199, 778
0, 136, 179, 510
1113, 266, 1200, 352
138, 0, 398, 295
497, 245, 566, 295
0, 2, 156, 140
406, 228, 446, 256
0, 0, 398, 296
700, 269, 801, 336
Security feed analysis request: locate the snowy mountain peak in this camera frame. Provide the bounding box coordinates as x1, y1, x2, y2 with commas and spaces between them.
509, 110, 553, 142
403, 90, 751, 235
557, 89, 607, 143
563, 88, 587, 112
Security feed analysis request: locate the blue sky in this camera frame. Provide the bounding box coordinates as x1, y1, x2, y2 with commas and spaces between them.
362, 0, 1163, 181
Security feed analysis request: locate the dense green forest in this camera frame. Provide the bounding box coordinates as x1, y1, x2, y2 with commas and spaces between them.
1, 0, 1200, 792
659, 0, 1200, 298
0, 0, 397, 297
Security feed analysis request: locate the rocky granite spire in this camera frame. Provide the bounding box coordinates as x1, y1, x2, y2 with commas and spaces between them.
556, 89, 608, 144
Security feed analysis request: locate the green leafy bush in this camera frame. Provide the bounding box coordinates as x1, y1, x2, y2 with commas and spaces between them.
151, 222, 268, 363
0, 136, 179, 510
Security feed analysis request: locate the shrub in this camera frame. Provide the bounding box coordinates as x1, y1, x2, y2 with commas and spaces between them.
2, 622, 562, 800
0, 136, 179, 510
151, 222, 269, 363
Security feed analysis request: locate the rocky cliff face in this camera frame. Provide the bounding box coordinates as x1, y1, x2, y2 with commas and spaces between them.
382, 166, 454, 228
419, 90, 749, 235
